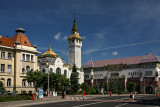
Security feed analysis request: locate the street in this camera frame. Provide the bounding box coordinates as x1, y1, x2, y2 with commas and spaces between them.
26, 94, 160, 107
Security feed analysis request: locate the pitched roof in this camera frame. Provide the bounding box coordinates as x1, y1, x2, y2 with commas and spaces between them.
83, 53, 160, 68
0, 28, 32, 48
0, 36, 14, 47
12, 33, 32, 47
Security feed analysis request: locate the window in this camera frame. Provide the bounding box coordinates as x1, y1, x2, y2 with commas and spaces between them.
31, 55, 34, 62
145, 71, 152, 76
7, 65, 12, 73
56, 67, 61, 74
1, 52, 5, 59
1, 64, 5, 72
64, 70, 67, 77
28, 82, 32, 87
8, 53, 12, 60
50, 68, 53, 73
26, 66, 30, 72
7, 79, 11, 86
148, 64, 151, 68
22, 68, 25, 73
26, 54, 30, 61
22, 79, 26, 87
22, 54, 25, 60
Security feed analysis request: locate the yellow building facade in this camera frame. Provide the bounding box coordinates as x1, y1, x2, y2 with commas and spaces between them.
0, 28, 40, 94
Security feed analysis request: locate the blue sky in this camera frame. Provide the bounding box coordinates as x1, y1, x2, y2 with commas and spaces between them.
1, 0, 160, 65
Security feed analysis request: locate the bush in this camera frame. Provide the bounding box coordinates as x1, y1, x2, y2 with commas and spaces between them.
88, 87, 96, 94
0, 95, 31, 102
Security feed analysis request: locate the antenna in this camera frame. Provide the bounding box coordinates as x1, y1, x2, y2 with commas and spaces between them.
74, 9, 76, 20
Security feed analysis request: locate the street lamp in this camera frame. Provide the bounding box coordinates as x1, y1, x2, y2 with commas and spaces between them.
46, 63, 49, 97
144, 78, 146, 94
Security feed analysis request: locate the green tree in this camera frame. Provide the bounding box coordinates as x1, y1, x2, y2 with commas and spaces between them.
81, 82, 90, 92
127, 82, 136, 92
109, 82, 118, 93
70, 64, 80, 93
94, 81, 101, 94
88, 87, 96, 94
26, 70, 43, 89
0, 81, 5, 93
103, 81, 108, 92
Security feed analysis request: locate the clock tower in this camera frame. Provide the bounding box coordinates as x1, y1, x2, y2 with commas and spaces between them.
68, 19, 82, 69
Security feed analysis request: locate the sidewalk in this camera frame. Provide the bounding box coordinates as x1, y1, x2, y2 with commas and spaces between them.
0, 96, 67, 107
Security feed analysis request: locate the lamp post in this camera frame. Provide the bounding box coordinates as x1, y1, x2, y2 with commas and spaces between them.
46, 63, 49, 97
144, 78, 146, 94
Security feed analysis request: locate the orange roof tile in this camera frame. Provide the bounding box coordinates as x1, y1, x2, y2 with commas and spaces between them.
68, 34, 82, 39
0, 36, 14, 47
12, 34, 32, 47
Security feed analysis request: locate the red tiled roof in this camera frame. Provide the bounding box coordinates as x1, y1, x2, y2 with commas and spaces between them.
0, 36, 14, 47
83, 53, 160, 68
12, 34, 32, 47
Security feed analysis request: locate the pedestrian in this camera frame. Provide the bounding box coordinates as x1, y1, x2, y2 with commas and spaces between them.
109, 91, 112, 96
132, 92, 135, 101
83, 91, 85, 101
35, 91, 38, 100
129, 92, 132, 102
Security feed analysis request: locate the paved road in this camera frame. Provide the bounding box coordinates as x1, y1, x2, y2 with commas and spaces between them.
25, 94, 160, 107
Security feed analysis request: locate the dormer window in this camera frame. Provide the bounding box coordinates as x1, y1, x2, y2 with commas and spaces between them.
24, 41, 27, 44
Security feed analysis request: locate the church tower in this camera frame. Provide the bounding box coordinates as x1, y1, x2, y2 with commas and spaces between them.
68, 19, 82, 69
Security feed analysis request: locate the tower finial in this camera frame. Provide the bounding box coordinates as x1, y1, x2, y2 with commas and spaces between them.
74, 9, 76, 20
48, 40, 52, 51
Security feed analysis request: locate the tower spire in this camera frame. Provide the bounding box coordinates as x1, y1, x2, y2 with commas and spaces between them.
71, 9, 79, 35
48, 40, 52, 51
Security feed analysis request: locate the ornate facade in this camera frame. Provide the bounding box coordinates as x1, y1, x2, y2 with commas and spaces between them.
0, 28, 40, 94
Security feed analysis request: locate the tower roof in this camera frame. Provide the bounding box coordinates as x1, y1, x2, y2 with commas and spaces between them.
39, 43, 58, 58
71, 19, 79, 34
68, 19, 82, 41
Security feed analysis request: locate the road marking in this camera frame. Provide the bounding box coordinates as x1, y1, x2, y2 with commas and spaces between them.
72, 102, 104, 107
115, 103, 128, 107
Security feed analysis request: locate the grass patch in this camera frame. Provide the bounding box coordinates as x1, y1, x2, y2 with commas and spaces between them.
0, 95, 31, 102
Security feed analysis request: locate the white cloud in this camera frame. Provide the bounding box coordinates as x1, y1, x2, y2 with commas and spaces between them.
82, 36, 86, 40
82, 39, 160, 55
102, 52, 107, 56
112, 52, 118, 56
54, 32, 61, 40
63, 36, 68, 40
37, 47, 48, 50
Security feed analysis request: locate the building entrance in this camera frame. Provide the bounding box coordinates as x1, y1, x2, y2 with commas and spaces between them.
146, 86, 153, 94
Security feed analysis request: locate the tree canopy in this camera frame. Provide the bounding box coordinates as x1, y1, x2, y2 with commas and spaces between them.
26, 70, 69, 92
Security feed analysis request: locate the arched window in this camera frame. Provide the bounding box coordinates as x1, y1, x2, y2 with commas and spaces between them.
56, 67, 61, 74
50, 68, 53, 73
22, 68, 25, 73
64, 70, 67, 77
7, 79, 11, 86
42, 68, 45, 74
22, 79, 26, 87
26, 66, 30, 72
28, 82, 31, 87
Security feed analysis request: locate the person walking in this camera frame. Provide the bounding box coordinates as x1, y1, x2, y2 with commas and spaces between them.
129, 92, 133, 102
132, 92, 135, 101
83, 91, 85, 101
109, 91, 112, 96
